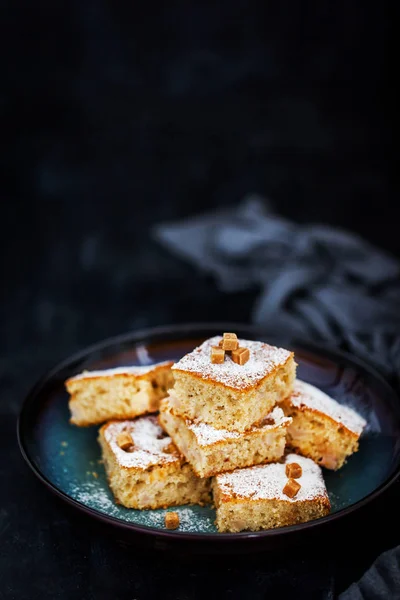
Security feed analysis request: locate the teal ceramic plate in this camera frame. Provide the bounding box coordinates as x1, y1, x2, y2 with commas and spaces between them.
18, 323, 400, 551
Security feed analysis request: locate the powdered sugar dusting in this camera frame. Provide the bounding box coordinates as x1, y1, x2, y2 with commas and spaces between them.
188, 405, 291, 446
72, 481, 119, 515
172, 336, 292, 390
216, 454, 329, 502
69, 361, 172, 381
143, 507, 214, 532
69, 482, 216, 532
103, 416, 179, 469
291, 380, 367, 435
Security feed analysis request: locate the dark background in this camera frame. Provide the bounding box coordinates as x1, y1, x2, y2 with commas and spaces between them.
0, 2, 396, 599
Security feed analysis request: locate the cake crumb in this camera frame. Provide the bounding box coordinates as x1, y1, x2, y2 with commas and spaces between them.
165, 512, 180, 530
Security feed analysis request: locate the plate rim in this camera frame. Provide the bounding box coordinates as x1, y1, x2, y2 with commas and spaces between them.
17, 321, 400, 543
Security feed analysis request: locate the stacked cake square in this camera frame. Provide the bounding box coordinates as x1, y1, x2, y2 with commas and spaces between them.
159, 335, 296, 475
160, 334, 331, 531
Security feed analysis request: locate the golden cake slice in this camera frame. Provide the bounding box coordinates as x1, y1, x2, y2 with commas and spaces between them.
171, 336, 296, 432
281, 379, 367, 470
213, 453, 331, 532
98, 415, 211, 509
66, 361, 174, 426
159, 394, 292, 478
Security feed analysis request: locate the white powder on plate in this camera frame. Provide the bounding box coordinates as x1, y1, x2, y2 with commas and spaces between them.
72, 481, 119, 515
70, 482, 214, 532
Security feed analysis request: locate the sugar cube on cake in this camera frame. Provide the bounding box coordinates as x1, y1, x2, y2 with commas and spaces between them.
98, 415, 211, 509
159, 394, 292, 478
213, 453, 331, 532
281, 379, 367, 470
171, 336, 296, 432
66, 361, 174, 426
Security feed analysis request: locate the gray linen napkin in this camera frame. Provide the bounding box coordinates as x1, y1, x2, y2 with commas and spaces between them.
339, 545, 400, 599
153, 195, 400, 388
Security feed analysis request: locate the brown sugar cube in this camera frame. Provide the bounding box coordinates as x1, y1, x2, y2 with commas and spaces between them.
117, 432, 134, 451
283, 478, 301, 498
223, 333, 237, 340
221, 333, 239, 351
211, 346, 225, 364
231, 347, 250, 366
165, 512, 180, 530
285, 462, 302, 479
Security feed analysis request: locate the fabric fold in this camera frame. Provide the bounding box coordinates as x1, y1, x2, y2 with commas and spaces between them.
153, 196, 400, 389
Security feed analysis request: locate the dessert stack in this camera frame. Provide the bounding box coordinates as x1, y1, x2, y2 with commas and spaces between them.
159, 333, 331, 532
65, 332, 366, 533
159, 333, 296, 477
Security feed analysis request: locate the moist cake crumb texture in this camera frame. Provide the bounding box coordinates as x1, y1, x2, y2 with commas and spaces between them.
291, 379, 366, 435
104, 416, 178, 469
216, 454, 328, 502
172, 336, 292, 390
188, 405, 290, 446
159, 396, 290, 478
66, 360, 174, 427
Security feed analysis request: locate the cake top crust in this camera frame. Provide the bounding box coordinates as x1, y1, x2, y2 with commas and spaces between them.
172, 336, 292, 390
163, 395, 291, 446
102, 415, 179, 470
290, 379, 366, 435
215, 454, 329, 503
67, 361, 172, 383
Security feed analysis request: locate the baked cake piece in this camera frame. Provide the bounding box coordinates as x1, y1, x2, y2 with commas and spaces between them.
281, 379, 367, 470
171, 336, 296, 432
66, 361, 174, 426
98, 415, 211, 509
213, 453, 330, 532
159, 394, 292, 478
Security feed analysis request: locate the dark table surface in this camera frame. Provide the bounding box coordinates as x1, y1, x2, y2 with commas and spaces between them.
1, 2, 397, 598
2, 205, 400, 599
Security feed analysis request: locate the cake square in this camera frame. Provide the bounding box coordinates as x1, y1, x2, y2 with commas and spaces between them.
213, 454, 331, 532
98, 415, 211, 509
66, 361, 174, 426
171, 336, 296, 432
159, 394, 292, 478
280, 379, 367, 470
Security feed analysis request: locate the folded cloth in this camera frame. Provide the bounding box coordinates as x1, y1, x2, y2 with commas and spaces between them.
339, 545, 400, 599
153, 196, 400, 389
